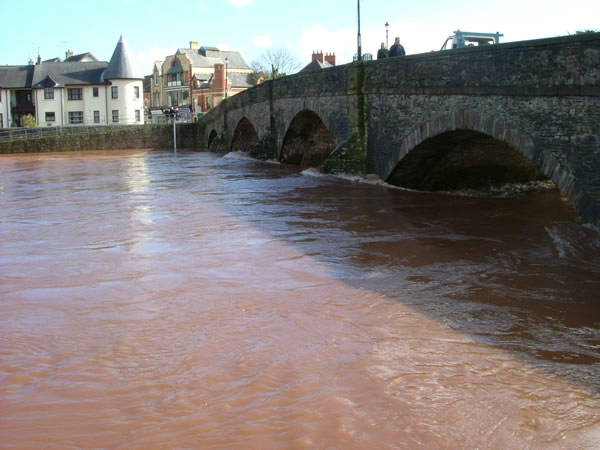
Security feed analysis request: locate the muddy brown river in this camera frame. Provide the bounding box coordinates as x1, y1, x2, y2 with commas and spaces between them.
1, 149, 599, 448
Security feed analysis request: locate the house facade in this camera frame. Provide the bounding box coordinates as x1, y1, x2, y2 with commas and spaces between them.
0, 36, 144, 128
153, 42, 253, 116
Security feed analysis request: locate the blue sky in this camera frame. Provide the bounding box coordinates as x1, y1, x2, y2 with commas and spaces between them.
1, 0, 598, 74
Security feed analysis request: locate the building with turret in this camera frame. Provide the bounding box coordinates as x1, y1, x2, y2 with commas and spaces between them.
0, 36, 144, 128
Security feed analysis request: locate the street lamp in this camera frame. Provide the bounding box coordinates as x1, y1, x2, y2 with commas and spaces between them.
356, 0, 362, 61
385, 21, 389, 49
225, 56, 229, 99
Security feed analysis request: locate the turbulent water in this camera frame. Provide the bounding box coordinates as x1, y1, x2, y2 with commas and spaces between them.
1, 149, 599, 448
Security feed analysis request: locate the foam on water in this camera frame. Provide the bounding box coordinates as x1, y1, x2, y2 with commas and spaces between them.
223, 152, 280, 164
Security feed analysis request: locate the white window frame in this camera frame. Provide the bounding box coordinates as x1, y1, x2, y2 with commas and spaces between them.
68, 88, 83, 100
69, 111, 84, 124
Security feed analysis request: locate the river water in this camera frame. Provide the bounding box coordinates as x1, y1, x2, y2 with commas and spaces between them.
1, 149, 599, 448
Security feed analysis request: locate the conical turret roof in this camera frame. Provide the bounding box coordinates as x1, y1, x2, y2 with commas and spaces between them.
103, 35, 142, 80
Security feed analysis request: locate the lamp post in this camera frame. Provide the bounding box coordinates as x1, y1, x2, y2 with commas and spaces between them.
356, 0, 362, 61
385, 21, 389, 48
225, 57, 229, 99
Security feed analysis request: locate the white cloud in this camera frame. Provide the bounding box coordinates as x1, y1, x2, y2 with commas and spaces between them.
229, 0, 252, 7
300, 25, 355, 65
135, 46, 177, 75
216, 43, 232, 51
252, 35, 273, 48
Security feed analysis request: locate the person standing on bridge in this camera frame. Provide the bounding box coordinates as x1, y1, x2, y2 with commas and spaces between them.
389, 37, 406, 57
377, 42, 389, 59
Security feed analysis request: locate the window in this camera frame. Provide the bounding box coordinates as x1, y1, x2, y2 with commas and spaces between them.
69, 111, 83, 124
111, 86, 118, 99
45, 112, 55, 122
167, 72, 183, 87
94, 110, 100, 124
44, 87, 54, 99
134, 86, 140, 99
0, 113, 3, 127
135, 110, 140, 122
154, 72, 159, 86
93, 87, 99, 97
68, 88, 82, 100
168, 91, 184, 107
112, 110, 119, 123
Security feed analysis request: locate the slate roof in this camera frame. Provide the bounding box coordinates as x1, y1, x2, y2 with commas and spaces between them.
103, 35, 143, 80
229, 72, 253, 88
0, 65, 35, 88
64, 52, 99, 62
195, 72, 253, 90
299, 60, 334, 73
175, 48, 250, 70
31, 62, 109, 88
0, 37, 141, 89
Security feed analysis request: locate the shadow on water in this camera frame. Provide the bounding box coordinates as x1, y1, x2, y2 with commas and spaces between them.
177, 150, 600, 396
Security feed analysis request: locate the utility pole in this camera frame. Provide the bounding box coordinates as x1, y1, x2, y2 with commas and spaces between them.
385, 21, 389, 48
357, 0, 362, 61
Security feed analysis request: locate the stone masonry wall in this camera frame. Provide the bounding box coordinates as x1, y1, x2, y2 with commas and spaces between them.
0, 124, 199, 154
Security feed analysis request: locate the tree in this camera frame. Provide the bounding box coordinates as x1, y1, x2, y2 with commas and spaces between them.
249, 48, 302, 85
22, 114, 38, 128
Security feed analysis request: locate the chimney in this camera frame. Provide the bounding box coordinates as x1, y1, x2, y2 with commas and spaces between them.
311, 50, 324, 63
325, 52, 336, 66
28, 58, 34, 65
214, 63, 226, 89
65, 49, 73, 59
37, 55, 42, 65
190, 41, 199, 50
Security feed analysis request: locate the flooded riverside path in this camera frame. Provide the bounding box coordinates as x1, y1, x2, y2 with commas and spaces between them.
1, 149, 599, 448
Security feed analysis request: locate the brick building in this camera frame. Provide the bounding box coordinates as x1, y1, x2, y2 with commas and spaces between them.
154, 42, 253, 117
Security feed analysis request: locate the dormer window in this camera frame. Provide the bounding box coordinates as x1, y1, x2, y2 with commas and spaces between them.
167, 72, 183, 87
167, 58, 184, 87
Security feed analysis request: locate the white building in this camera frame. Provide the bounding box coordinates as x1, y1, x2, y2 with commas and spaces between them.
0, 36, 144, 128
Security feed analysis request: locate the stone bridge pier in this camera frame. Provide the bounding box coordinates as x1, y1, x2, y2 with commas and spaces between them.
197, 33, 600, 226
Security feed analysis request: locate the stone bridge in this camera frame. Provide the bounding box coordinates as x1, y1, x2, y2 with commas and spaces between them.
196, 33, 600, 226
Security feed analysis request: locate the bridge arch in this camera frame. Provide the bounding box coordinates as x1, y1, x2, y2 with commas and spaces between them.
280, 109, 336, 168
231, 117, 259, 153
382, 110, 561, 193
207, 129, 219, 149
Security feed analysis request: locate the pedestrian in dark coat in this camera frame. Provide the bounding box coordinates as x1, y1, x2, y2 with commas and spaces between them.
389, 37, 406, 57
377, 43, 389, 59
